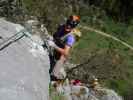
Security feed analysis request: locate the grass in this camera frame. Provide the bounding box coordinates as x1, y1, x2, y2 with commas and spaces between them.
106, 79, 132, 96
49, 85, 65, 100
70, 18, 133, 98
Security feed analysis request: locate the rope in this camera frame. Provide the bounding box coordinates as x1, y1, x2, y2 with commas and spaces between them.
79, 25, 133, 51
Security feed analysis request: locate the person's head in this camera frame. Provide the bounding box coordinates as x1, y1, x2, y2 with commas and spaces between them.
66, 15, 80, 28
64, 25, 72, 33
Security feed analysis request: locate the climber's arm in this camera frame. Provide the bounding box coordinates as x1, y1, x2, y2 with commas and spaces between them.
56, 35, 75, 57
56, 45, 71, 57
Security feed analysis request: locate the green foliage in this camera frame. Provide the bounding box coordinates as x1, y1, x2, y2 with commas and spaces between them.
22, 0, 133, 34
102, 18, 128, 39
106, 79, 133, 96
49, 85, 65, 100
23, 0, 80, 33
15, 0, 133, 98
70, 15, 133, 99
82, 0, 133, 21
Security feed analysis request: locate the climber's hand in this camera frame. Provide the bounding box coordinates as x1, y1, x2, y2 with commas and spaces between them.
47, 40, 58, 49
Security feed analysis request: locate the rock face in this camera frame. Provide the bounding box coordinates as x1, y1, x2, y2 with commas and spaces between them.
0, 19, 50, 100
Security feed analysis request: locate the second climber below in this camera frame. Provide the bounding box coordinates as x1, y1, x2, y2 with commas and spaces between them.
48, 15, 81, 80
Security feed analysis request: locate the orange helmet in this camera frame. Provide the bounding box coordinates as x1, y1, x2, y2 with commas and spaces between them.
69, 15, 80, 22
66, 15, 80, 28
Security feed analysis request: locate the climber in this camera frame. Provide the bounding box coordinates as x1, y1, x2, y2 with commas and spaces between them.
48, 15, 81, 80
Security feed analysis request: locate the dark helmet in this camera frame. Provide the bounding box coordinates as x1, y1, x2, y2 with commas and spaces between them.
66, 15, 80, 28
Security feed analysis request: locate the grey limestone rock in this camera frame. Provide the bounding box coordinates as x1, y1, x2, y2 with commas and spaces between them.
0, 19, 50, 100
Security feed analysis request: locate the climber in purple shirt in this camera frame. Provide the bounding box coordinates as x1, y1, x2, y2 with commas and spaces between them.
48, 15, 81, 80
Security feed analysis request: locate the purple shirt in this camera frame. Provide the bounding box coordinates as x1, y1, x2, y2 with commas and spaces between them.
65, 34, 75, 47
54, 24, 75, 48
